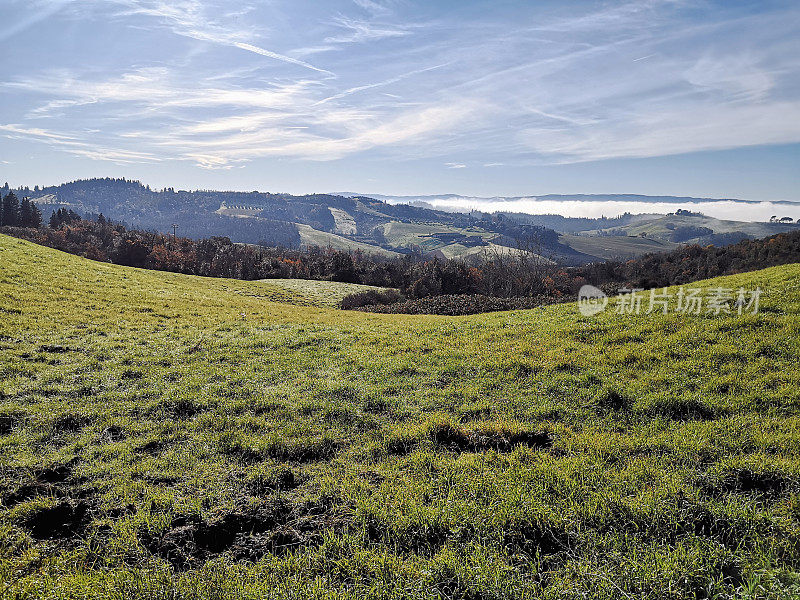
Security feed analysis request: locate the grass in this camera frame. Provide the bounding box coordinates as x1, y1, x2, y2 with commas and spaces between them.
435, 242, 553, 263
296, 223, 399, 257
328, 208, 358, 236
603, 214, 799, 243
559, 233, 677, 261
255, 279, 392, 309
381, 221, 496, 252
2, 233, 800, 599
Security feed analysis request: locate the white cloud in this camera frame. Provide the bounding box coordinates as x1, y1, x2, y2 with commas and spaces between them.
518, 101, 800, 162
0, 123, 79, 141
3, 0, 800, 173
684, 53, 774, 101
0, 123, 161, 163
325, 16, 410, 44
10, 69, 317, 113
2, 61, 476, 166
0, 0, 73, 43
231, 42, 333, 75
165, 100, 477, 163
314, 63, 449, 105
63, 0, 334, 74
352, 0, 392, 17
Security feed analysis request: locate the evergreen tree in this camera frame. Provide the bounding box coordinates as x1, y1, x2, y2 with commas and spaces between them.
19, 197, 31, 226
32, 203, 42, 228
49, 207, 80, 229
19, 198, 42, 228
1, 192, 19, 226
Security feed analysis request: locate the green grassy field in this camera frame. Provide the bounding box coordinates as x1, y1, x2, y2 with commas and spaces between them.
255, 279, 391, 309
381, 221, 496, 252
297, 224, 399, 257
559, 234, 677, 261
2, 234, 800, 599
599, 215, 799, 244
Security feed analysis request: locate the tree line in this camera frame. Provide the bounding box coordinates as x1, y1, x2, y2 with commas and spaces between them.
1, 208, 799, 314
574, 231, 800, 291
0, 192, 43, 228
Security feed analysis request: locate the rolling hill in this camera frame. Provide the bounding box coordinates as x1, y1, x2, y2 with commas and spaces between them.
558, 212, 800, 261
558, 233, 678, 261
598, 212, 800, 243
11, 179, 798, 266
2, 234, 800, 598
296, 224, 400, 257
17, 179, 489, 256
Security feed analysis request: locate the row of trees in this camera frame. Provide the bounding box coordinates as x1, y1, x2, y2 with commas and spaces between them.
2, 212, 799, 311
574, 230, 800, 291
48, 208, 83, 229
0, 192, 43, 228
0, 212, 565, 297
0, 214, 410, 285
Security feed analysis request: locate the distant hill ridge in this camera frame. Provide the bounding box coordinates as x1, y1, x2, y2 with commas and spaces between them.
3, 178, 798, 265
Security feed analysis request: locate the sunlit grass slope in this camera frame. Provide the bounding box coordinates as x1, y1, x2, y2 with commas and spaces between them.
1, 234, 800, 599
256, 278, 392, 308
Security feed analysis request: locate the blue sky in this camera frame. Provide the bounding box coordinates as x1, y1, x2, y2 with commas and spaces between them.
1, 0, 799, 200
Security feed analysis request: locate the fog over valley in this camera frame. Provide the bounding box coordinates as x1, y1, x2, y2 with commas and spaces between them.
357, 193, 800, 222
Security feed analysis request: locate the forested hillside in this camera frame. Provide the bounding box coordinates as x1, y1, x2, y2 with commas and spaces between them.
10, 179, 796, 265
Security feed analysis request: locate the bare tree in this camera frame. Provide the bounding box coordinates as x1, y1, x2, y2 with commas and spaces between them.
477, 233, 555, 297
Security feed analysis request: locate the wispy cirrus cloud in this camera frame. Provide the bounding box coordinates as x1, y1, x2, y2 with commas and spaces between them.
351, 0, 394, 18
12, 68, 318, 116
0, 0, 73, 43
324, 16, 411, 44
1, 0, 799, 178
174, 100, 476, 167
226, 42, 333, 75
3, 64, 476, 167
0, 123, 79, 142
68, 0, 335, 74
518, 102, 800, 163
0, 123, 161, 163
684, 52, 774, 102
314, 62, 449, 105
